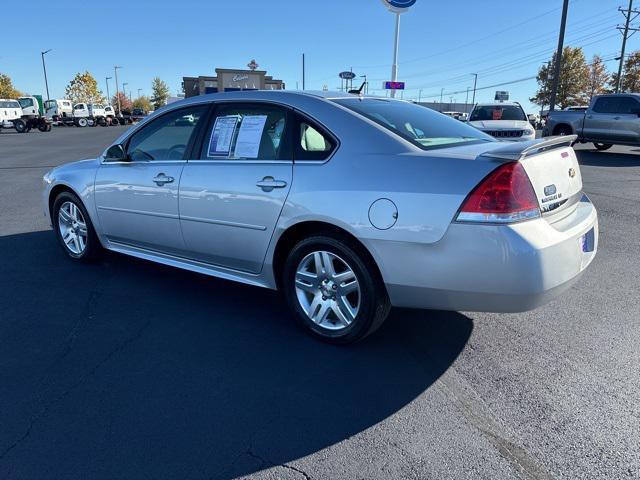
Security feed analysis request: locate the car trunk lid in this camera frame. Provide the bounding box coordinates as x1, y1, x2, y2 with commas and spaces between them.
477, 135, 582, 218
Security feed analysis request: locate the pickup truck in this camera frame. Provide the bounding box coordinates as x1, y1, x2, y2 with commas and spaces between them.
544, 93, 640, 150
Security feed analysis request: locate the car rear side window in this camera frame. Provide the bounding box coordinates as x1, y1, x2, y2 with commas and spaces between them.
295, 116, 335, 161
199, 103, 291, 161
126, 105, 208, 161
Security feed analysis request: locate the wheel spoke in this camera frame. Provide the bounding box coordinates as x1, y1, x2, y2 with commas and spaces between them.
59, 207, 72, 224
72, 235, 81, 253
338, 280, 358, 295
310, 299, 331, 324
336, 296, 356, 324
63, 230, 74, 246
333, 269, 356, 284
331, 301, 353, 326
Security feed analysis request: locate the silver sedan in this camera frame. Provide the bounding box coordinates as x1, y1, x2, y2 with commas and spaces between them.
42, 91, 598, 343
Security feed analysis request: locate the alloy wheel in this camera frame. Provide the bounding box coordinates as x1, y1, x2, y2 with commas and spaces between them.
294, 250, 361, 331
58, 201, 88, 255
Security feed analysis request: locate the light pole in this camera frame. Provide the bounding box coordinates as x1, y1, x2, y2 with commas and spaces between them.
549, 0, 569, 110
41, 49, 52, 102
137, 88, 142, 98
105, 77, 112, 106
465, 87, 470, 107
381, 0, 416, 98
114, 66, 122, 114
440, 87, 444, 107
360, 74, 368, 95
122, 82, 128, 109
471, 73, 478, 106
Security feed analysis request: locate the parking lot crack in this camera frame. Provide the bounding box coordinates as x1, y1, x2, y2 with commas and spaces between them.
245, 447, 312, 480
0, 320, 151, 462
436, 369, 555, 480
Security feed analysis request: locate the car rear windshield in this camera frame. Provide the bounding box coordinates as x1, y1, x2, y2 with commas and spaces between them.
332, 98, 493, 150
470, 105, 527, 122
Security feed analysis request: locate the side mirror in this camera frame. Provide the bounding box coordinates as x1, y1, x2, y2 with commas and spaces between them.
104, 144, 128, 162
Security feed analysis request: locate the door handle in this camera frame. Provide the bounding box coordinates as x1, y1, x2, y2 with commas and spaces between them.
153, 173, 174, 186
256, 176, 287, 192
613, 116, 621, 120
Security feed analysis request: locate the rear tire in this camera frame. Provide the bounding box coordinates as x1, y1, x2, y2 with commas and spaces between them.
594, 142, 612, 151
52, 191, 101, 262
282, 235, 391, 344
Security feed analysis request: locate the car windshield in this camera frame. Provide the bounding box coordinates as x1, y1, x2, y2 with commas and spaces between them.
333, 98, 493, 150
0, 101, 20, 108
470, 105, 527, 122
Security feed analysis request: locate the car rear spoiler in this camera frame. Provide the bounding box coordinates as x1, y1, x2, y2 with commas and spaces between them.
478, 135, 578, 161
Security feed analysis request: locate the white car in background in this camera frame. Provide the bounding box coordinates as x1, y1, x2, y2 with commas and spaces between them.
468, 102, 535, 141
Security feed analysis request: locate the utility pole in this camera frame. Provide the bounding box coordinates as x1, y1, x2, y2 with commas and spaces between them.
549, 0, 569, 112
616, 0, 640, 93
137, 88, 142, 98
418, 88, 422, 102
465, 87, 470, 107
114, 66, 122, 114
105, 77, 112, 105
41, 49, 52, 102
471, 73, 478, 105
440, 87, 444, 107
302, 53, 305, 90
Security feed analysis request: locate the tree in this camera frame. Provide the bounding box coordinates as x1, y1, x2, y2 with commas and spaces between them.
65, 71, 105, 104
0, 73, 22, 98
132, 95, 152, 112
531, 46, 590, 109
587, 55, 610, 100
151, 77, 170, 109
111, 91, 132, 112
609, 51, 640, 93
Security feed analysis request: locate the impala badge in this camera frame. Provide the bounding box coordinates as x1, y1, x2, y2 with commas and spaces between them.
568, 168, 576, 178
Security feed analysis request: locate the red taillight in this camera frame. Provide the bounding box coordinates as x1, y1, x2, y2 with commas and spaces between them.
457, 162, 540, 223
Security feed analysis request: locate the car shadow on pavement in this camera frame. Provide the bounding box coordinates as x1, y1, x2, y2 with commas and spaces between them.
576, 149, 640, 167
0, 230, 472, 479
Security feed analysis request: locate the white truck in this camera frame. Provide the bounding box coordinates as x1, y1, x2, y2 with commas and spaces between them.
1, 96, 53, 133
0, 99, 23, 132
44, 99, 73, 124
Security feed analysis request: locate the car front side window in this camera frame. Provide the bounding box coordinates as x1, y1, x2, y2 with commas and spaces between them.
126, 105, 208, 162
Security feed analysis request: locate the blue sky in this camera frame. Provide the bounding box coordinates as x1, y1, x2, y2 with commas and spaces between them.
1, 0, 632, 112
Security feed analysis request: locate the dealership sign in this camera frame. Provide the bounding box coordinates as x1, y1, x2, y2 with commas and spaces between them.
383, 81, 405, 90
339, 71, 356, 80
381, 0, 417, 13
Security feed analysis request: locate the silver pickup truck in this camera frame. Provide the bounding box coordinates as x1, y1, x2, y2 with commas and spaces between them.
544, 93, 640, 151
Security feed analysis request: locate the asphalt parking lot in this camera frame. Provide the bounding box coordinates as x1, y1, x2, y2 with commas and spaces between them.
1, 127, 638, 480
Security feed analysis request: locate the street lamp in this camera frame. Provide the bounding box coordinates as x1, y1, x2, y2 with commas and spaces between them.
471, 73, 478, 106
360, 74, 368, 95
122, 82, 128, 110
41, 49, 52, 101
105, 77, 112, 106
137, 88, 142, 98
114, 66, 122, 113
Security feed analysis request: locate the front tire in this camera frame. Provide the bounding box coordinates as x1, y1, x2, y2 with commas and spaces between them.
282, 235, 391, 344
594, 142, 612, 151
52, 192, 101, 262
77, 118, 88, 127
14, 119, 27, 133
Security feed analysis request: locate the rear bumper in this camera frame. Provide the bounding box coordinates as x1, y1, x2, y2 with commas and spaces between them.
376, 195, 598, 312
